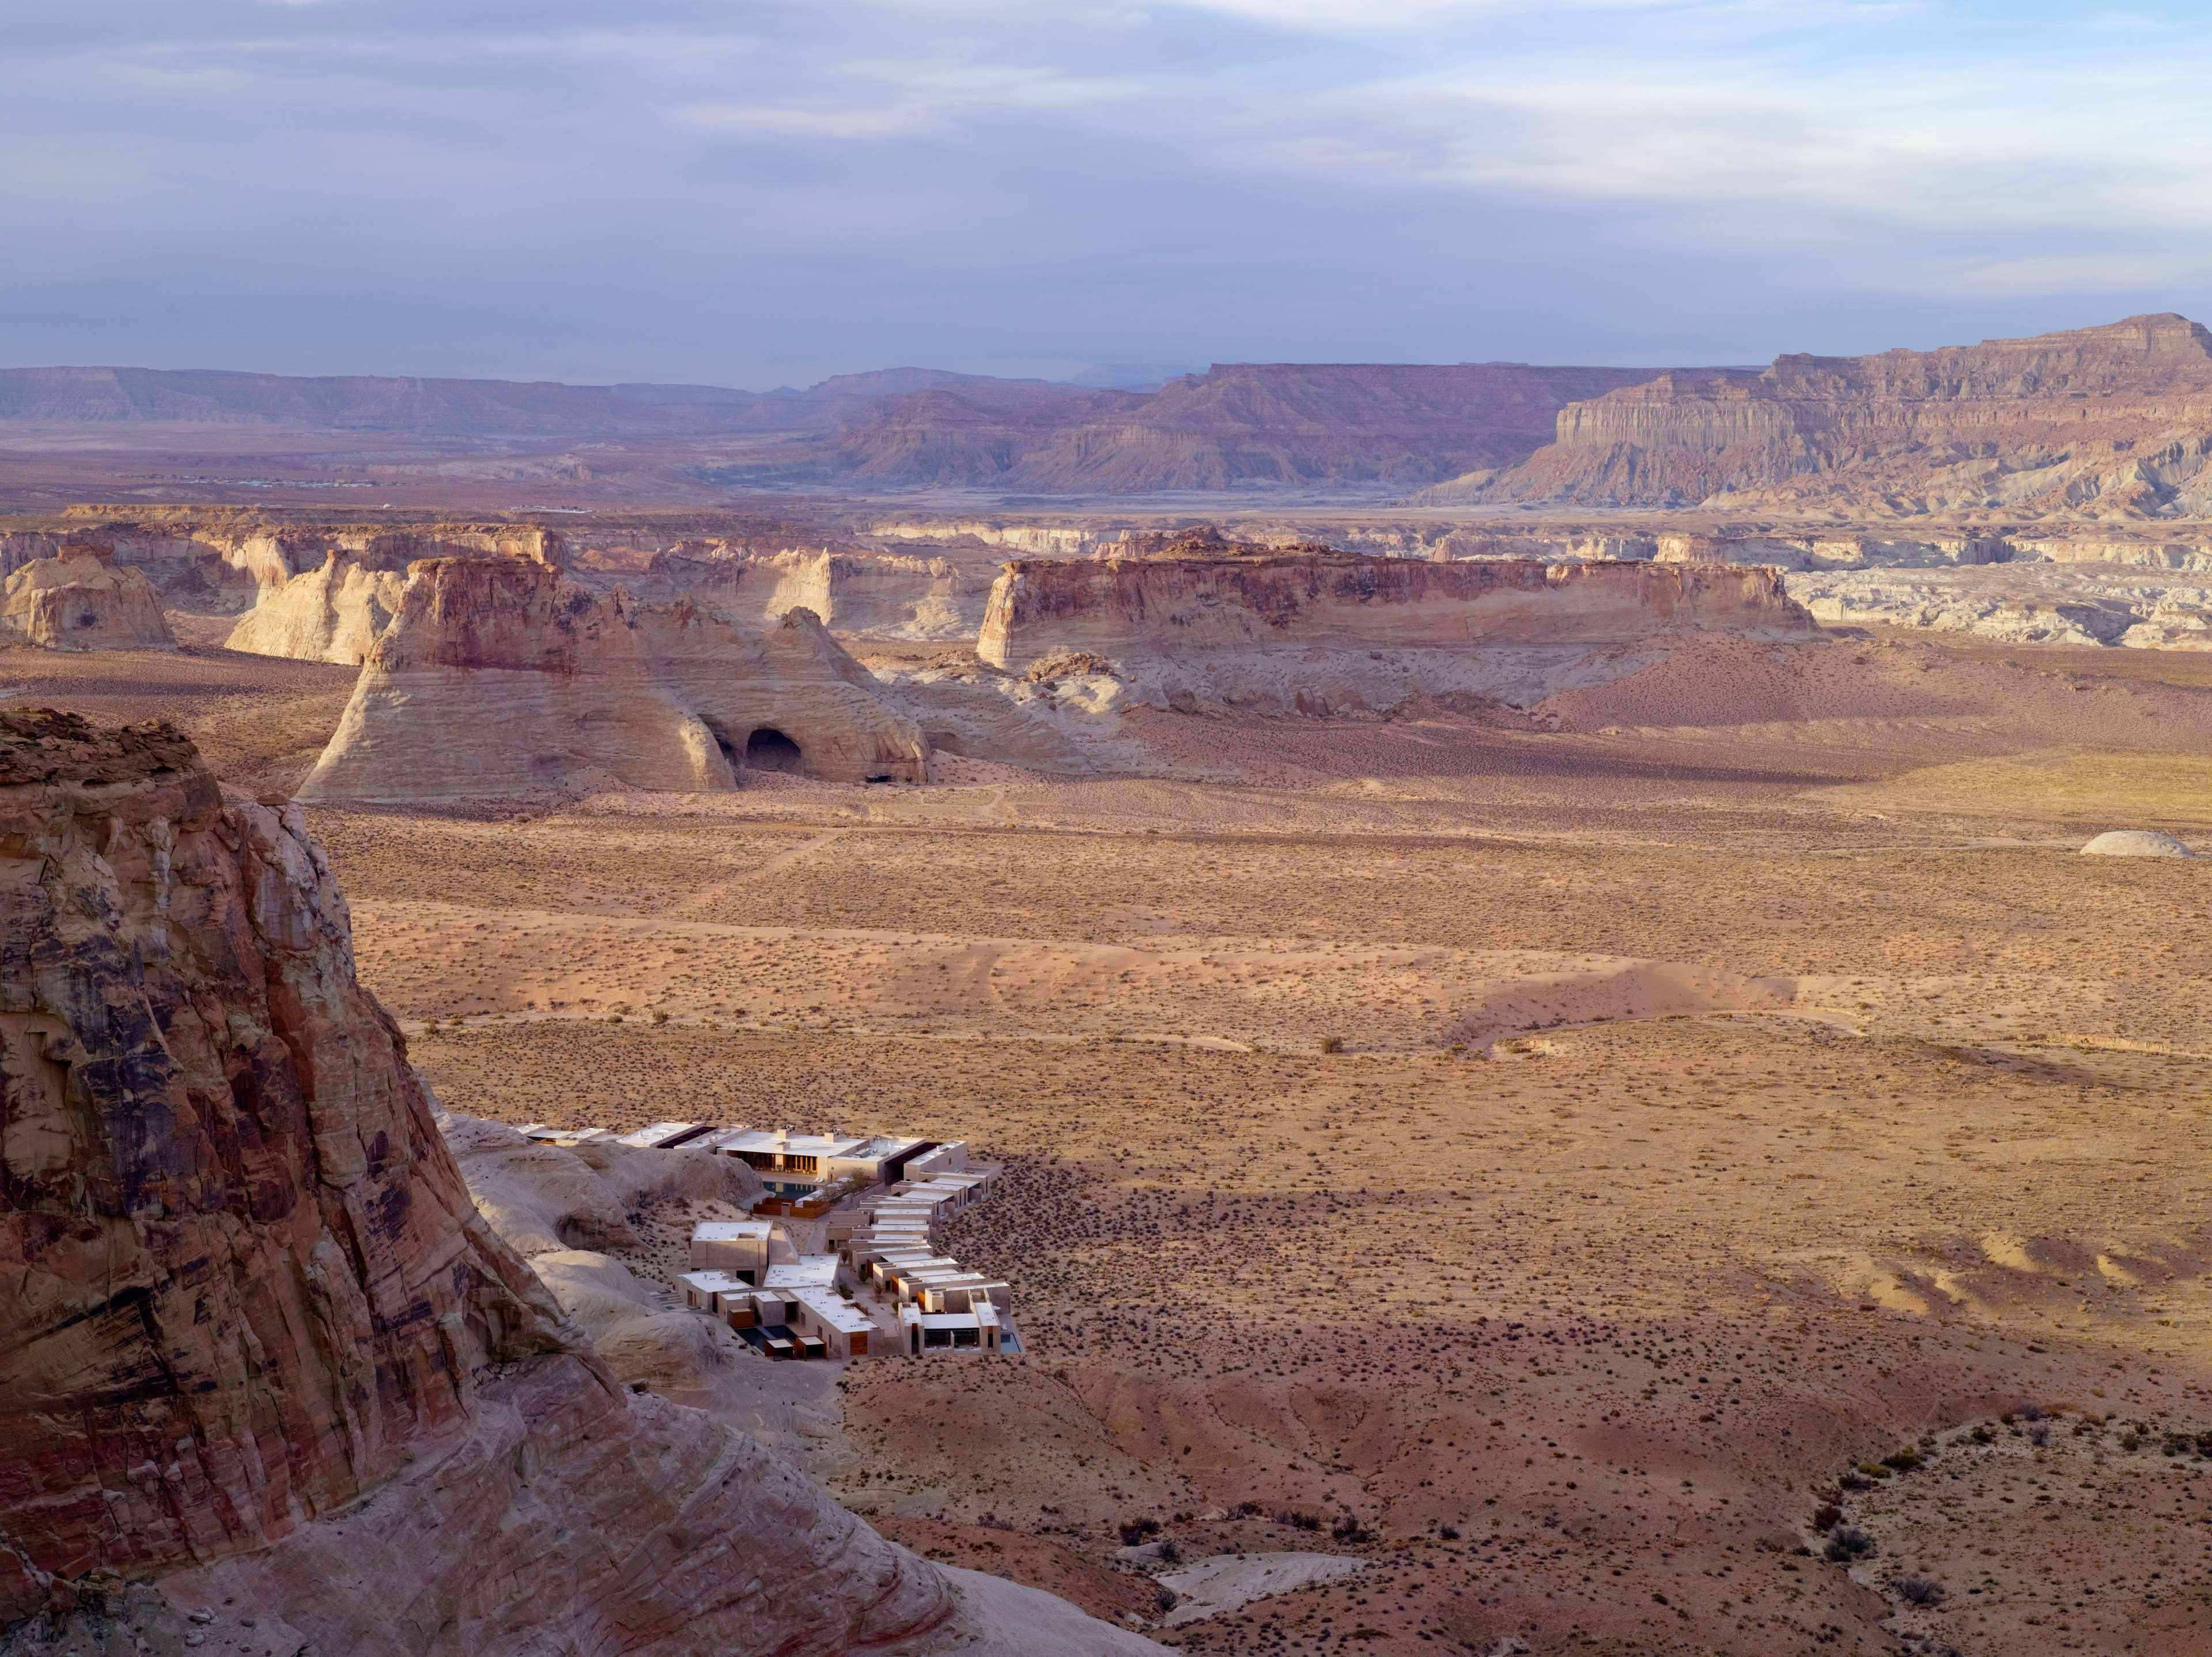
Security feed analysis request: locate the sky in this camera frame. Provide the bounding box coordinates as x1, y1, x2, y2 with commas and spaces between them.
3, 1, 2209, 387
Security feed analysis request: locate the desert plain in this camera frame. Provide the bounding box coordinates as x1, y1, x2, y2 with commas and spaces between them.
9, 603, 2209, 1657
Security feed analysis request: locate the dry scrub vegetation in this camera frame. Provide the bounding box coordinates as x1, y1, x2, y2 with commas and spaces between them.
10, 626, 2212, 1655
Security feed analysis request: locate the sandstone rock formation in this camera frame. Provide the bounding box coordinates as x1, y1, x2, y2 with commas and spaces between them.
0, 550, 175, 650
296, 554, 928, 801
1473, 315, 2212, 518
0, 709, 1158, 1656
637, 547, 984, 640
2081, 829, 2196, 857
224, 552, 410, 663
0, 708, 565, 1611
974, 537, 1816, 715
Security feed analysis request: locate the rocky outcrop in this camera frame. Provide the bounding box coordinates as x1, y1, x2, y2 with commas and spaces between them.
0, 710, 1159, 1656
1, 519, 573, 617
296, 555, 928, 801
224, 553, 410, 663
975, 540, 1816, 716
0, 709, 565, 1612
638, 548, 984, 640
980, 545, 1813, 666
0, 550, 175, 650
1477, 314, 2212, 518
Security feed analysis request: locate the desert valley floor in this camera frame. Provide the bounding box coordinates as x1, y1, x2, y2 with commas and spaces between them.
7, 625, 2211, 1656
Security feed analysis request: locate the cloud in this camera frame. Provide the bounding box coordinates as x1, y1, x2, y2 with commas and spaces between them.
0, 0, 2206, 382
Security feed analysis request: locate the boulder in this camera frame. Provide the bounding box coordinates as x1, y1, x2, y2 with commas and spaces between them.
2081, 829, 2196, 857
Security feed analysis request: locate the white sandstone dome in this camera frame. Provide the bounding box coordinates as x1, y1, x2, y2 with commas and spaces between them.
2081, 829, 2196, 858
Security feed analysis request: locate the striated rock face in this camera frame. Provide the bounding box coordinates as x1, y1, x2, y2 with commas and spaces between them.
980, 547, 1813, 670
296, 554, 928, 801
1480, 314, 2212, 518
975, 542, 1814, 718
0, 711, 1160, 1657
0, 709, 565, 1613
0, 551, 176, 651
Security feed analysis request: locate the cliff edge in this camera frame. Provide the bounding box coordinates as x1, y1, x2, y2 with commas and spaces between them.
0, 709, 1156, 1655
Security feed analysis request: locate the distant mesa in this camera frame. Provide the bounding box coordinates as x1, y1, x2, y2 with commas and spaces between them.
810, 361, 1722, 493
296, 552, 929, 802
0, 545, 175, 651
1462, 314, 2212, 520
2080, 829, 2196, 858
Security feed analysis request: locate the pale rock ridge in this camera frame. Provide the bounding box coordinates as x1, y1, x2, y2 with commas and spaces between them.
0, 550, 176, 651
0, 709, 1160, 1657
1475, 314, 2212, 518
0, 520, 574, 616
974, 541, 1816, 716
296, 555, 929, 801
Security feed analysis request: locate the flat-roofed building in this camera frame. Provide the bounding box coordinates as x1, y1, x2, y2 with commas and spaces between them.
617, 1122, 707, 1149
898, 1301, 1003, 1354
689, 1218, 794, 1281
676, 1269, 754, 1312
788, 1287, 875, 1358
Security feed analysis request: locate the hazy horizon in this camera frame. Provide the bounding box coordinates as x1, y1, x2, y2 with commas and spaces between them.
5, 2, 2207, 388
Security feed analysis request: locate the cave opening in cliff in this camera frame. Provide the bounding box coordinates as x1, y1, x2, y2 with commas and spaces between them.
744, 727, 804, 773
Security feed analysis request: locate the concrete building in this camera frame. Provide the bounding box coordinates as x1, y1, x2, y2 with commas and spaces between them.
898, 1300, 1003, 1354
689, 1218, 795, 1281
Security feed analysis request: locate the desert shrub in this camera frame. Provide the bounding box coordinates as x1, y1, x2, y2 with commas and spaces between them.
1232, 1501, 1262, 1519
1155, 1586, 1179, 1613
1894, 1576, 1946, 1606
1813, 1504, 1842, 1531
2121, 1430, 2143, 1452
2029, 1423, 2052, 1447
1118, 1517, 1161, 1546
1969, 1425, 1995, 1444
1839, 1471, 1874, 1492
1438, 1524, 1459, 1541
1332, 1515, 1376, 1544
1275, 1509, 1323, 1532
1855, 1462, 1895, 1480
1881, 1446, 1923, 1472
1156, 1539, 1181, 1564
2018, 1403, 2044, 1422
1319, 1036, 1345, 1055
1824, 1527, 1875, 1562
